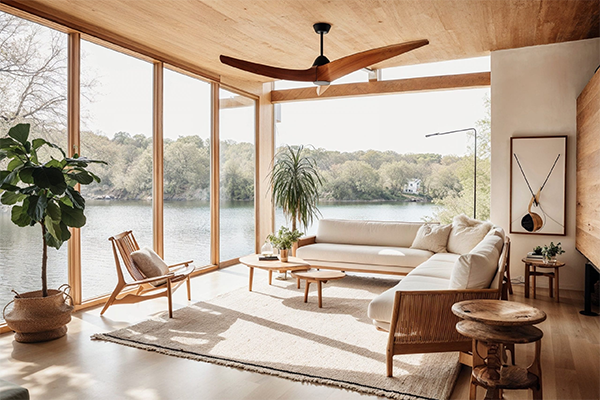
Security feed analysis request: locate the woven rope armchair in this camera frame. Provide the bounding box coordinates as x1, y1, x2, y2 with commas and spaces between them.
386, 237, 511, 377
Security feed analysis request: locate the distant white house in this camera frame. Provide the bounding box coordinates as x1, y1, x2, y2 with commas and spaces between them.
403, 179, 421, 194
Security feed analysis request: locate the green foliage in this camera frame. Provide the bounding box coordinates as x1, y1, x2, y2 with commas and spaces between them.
267, 226, 304, 250
541, 242, 565, 259
270, 145, 324, 231
0, 123, 105, 295
533, 246, 543, 255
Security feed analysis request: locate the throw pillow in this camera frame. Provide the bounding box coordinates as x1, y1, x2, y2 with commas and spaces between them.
410, 223, 452, 253
130, 247, 169, 287
448, 235, 502, 289
446, 214, 493, 254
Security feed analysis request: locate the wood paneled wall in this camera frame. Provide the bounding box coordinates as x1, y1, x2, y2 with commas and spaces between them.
576, 69, 600, 268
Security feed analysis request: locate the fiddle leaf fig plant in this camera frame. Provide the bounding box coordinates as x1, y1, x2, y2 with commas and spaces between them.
0, 123, 106, 297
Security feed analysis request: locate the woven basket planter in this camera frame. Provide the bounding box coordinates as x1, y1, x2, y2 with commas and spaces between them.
3, 288, 73, 343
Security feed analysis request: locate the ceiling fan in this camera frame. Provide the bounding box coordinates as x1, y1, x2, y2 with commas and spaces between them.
220, 23, 429, 95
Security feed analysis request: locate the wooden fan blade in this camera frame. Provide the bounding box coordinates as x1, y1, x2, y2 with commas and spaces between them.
220, 55, 317, 81
316, 39, 429, 82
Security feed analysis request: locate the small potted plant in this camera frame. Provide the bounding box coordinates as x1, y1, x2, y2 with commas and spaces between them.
533, 246, 543, 256
267, 226, 303, 262
1, 123, 105, 342
541, 242, 565, 264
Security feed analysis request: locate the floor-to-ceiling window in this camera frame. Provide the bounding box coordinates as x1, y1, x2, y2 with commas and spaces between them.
274, 57, 491, 233
219, 89, 256, 261
79, 40, 153, 300
0, 12, 68, 318
163, 69, 211, 266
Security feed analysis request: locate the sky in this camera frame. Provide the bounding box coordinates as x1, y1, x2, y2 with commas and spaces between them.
80, 39, 489, 157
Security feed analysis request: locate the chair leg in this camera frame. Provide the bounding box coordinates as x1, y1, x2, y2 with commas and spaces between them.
167, 279, 173, 318
186, 276, 191, 301
386, 347, 393, 377
100, 282, 125, 315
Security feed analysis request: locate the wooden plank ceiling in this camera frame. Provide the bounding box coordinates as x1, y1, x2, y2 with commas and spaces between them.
3, 0, 599, 84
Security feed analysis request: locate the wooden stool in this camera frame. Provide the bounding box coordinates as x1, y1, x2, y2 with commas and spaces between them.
452, 300, 547, 400
291, 270, 345, 308
522, 258, 566, 302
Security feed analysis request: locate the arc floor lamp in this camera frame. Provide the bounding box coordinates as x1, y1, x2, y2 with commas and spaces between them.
425, 128, 477, 219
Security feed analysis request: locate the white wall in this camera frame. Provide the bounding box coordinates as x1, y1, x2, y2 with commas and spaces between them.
491, 38, 600, 290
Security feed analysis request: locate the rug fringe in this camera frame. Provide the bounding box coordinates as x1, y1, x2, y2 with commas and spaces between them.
91, 333, 438, 400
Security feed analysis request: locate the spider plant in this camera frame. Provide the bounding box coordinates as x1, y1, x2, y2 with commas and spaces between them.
269, 145, 323, 231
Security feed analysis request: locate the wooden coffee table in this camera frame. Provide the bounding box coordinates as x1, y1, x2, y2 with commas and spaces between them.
291, 270, 346, 308
239, 254, 309, 291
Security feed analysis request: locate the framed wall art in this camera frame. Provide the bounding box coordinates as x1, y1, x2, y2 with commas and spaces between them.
510, 136, 567, 235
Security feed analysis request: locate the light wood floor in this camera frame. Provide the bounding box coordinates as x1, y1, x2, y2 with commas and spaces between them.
1, 265, 598, 400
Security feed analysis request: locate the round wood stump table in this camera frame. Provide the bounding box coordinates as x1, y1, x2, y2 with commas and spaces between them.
452, 300, 547, 400
291, 270, 346, 308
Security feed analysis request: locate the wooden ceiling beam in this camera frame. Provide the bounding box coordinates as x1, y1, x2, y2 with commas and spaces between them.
270, 72, 491, 103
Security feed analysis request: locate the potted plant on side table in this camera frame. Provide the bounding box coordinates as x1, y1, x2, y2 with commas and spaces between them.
541, 242, 565, 264
1, 123, 105, 343
267, 227, 304, 262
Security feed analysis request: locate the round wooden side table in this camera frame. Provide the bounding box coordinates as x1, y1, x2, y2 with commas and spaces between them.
522, 258, 566, 302
291, 270, 345, 308
452, 300, 547, 400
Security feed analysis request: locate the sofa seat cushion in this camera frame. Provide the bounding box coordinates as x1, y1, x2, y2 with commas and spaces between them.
428, 253, 462, 263
315, 219, 430, 247
296, 243, 433, 268
367, 273, 450, 325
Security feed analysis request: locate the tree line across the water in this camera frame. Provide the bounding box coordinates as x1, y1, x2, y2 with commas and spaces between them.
66, 127, 490, 223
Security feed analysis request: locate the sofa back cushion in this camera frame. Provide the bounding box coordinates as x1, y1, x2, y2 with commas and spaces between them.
410, 223, 452, 253
315, 219, 431, 247
448, 234, 502, 289
447, 214, 493, 254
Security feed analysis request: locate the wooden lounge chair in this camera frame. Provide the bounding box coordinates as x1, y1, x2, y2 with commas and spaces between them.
101, 231, 194, 318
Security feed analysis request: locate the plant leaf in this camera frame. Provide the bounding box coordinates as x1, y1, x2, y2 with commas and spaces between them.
8, 123, 30, 145
19, 167, 35, 184
65, 186, 85, 209
27, 194, 48, 222
32, 166, 67, 195
32, 138, 47, 150
7, 157, 23, 171
0, 137, 19, 149
59, 202, 86, 228
46, 200, 61, 220
11, 204, 31, 227
1, 191, 26, 205
68, 170, 94, 185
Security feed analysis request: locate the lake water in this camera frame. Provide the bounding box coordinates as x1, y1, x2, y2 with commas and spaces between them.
1, 200, 436, 319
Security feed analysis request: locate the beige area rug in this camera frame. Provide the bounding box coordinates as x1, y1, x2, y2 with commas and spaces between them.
92, 275, 460, 400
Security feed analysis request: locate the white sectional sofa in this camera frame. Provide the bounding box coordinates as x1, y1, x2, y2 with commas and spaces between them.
295, 217, 510, 377
295, 219, 439, 275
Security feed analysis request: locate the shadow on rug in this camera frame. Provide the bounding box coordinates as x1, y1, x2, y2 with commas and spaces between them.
92, 275, 460, 400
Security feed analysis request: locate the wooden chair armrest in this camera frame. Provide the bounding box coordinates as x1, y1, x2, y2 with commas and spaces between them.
168, 260, 194, 268
297, 235, 316, 248
388, 289, 500, 345
131, 272, 176, 285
